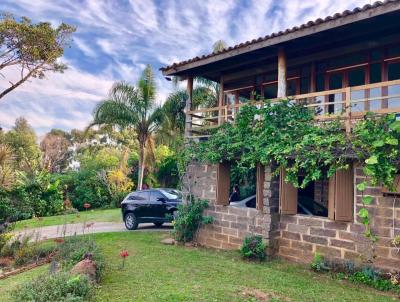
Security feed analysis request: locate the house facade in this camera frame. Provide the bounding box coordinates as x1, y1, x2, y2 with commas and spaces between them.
161, 1, 400, 271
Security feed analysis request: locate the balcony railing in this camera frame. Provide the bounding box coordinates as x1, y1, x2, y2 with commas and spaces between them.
186, 79, 400, 139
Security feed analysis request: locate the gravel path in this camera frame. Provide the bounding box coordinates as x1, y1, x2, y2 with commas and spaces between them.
14, 222, 172, 241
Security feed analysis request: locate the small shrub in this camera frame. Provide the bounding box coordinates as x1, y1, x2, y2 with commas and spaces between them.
11, 272, 91, 302
343, 260, 356, 274
0, 232, 13, 251
8, 241, 54, 267
172, 199, 213, 243
0, 234, 31, 258
14, 246, 35, 266
310, 253, 330, 272
56, 236, 105, 281
240, 235, 267, 261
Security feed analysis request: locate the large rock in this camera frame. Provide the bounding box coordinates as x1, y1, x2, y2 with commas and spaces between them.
70, 259, 97, 282
161, 238, 176, 245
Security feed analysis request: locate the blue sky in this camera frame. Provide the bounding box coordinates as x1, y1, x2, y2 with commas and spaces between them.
0, 0, 367, 136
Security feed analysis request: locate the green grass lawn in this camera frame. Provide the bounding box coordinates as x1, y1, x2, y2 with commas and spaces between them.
1, 232, 397, 302
14, 208, 122, 230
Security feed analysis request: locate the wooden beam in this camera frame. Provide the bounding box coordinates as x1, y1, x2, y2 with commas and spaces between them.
277, 48, 287, 98
185, 77, 193, 138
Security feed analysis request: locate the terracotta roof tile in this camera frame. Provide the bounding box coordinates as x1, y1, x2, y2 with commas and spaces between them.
160, 0, 399, 72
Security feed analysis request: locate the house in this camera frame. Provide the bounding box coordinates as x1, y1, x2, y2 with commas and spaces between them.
161, 0, 400, 271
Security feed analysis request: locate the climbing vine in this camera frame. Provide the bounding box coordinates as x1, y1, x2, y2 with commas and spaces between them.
182, 100, 400, 242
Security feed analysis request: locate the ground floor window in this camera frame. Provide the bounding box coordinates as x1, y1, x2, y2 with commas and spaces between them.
280, 166, 354, 221
216, 162, 264, 210
297, 176, 329, 217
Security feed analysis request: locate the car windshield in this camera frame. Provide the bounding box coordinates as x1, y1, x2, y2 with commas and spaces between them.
159, 189, 182, 200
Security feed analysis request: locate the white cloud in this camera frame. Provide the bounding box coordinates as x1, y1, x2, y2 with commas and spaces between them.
1, 0, 366, 135
74, 37, 97, 58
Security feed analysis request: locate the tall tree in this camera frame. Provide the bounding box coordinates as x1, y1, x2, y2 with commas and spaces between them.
0, 144, 15, 189
5, 117, 41, 172
0, 13, 76, 99
158, 86, 218, 148
40, 131, 72, 173
91, 65, 162, 189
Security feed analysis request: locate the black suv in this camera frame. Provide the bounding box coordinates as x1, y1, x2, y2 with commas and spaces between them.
121, 188, 182, 230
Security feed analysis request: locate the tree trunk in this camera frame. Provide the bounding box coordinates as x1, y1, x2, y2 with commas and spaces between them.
138, 141, 146, 190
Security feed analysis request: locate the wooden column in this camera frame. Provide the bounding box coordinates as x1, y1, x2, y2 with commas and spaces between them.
310, 62, 316, 93
185, 77, 193, 138
218, 76, 224, 125
277, 48, 287, 99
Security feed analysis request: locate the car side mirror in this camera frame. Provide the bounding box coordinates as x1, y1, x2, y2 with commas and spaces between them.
157, 197, 166, 203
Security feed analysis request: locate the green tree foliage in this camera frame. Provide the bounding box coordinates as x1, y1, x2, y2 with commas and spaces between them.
13, 169, 64, 217
188, 100, 349, 188
0, 13, 76, 99
60, 147, 133, 209
4, 117, 41, 172
91, 65, 162, 189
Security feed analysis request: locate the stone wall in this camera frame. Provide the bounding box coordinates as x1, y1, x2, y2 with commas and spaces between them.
278, 165, 400, 271
185, 161, 400, 271
184, 162, 280, 253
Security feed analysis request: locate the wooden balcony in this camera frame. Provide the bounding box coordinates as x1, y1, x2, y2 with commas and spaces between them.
186, 79, 400, 139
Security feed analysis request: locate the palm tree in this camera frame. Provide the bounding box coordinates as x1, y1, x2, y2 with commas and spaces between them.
212, 40, 227, 53
90, 65, 162, 189
158, 85, 219, 148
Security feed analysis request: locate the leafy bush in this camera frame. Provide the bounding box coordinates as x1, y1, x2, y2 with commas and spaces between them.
172, 199, 213, 243
14, 244, 54, 267
11, 272, 91, 302
56, 236, 105, 281
240, 235, 267, 261
0, 232, 13, 252
0, 234, 31, 258
345, 266, 400, 292
10, 170, 64, 218
310, 253, 330, 272
57, 171, 112, 210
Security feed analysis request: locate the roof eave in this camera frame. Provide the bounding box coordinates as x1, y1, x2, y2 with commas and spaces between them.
160, 0, 400, 77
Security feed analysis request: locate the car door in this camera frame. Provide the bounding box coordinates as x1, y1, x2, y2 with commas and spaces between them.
128, 191, 150, 219
149, 190, 168, 220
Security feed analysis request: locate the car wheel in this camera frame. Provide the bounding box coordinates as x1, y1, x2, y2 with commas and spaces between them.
153, 222, 164, 227
124, 213, 138, 230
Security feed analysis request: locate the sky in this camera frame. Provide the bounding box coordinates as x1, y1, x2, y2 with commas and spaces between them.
0, 0, 369, 136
